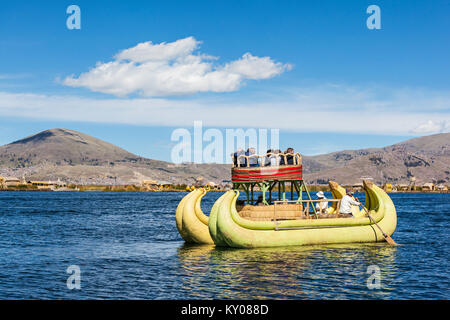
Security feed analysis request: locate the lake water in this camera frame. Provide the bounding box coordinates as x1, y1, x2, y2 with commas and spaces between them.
0, 191, 448, 299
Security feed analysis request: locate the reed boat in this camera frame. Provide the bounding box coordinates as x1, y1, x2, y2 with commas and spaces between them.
175, 151, 397, 248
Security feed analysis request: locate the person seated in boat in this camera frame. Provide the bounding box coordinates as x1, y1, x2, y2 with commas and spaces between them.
315, 191, 328, 213
280, 148, 295, 165
232, 148, 245, 167
246, 147, 259, 167
339, 189, 361, 217
256, 195, 265, 206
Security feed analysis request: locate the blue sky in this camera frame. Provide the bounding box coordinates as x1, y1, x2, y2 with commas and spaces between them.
0, 0, 449, 162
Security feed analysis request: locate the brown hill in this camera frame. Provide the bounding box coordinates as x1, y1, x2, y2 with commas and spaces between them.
302, 133, 450, 185
0, 129, 230, 185
0, 128, 163, 167
0, 129, 448, 186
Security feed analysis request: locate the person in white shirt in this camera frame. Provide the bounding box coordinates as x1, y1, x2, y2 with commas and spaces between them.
339, 189, 360, 216
315, 191, 328, 213
269, 149, 281, 166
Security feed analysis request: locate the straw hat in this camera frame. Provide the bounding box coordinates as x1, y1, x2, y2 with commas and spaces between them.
316, 191, 325, 198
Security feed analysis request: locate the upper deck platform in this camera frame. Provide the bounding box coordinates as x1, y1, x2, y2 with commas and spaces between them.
231, 152, 303, 183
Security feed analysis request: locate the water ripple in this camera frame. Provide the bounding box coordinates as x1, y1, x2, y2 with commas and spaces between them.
0, 191, 448, 299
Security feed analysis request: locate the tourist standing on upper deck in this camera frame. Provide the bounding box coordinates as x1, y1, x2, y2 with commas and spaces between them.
339, 189, 361, 216
264, 149, 272, 166
280, 148, 295, 165
232, 148, 245, 167
246, 148, 259, 167
269, 149, 281, 166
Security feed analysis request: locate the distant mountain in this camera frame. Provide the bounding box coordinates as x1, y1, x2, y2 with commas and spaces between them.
0, 128, 163, 167
302, 133, 450, 185
0, 129, 229, 185
0, 128, 448, 186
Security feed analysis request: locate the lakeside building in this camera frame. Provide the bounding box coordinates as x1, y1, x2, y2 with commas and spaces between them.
141, 179, 173, 191
397, 184, 409, 191
141, 179, 158, 186
352, 182, 364, 192
0, 176, 21, 187
206, 181, 224, 190
422, 183, 435, 191
157, 181, 173, 190
28, 180, 67, 190
141, 179, 158, 191
1, 176, 68, 190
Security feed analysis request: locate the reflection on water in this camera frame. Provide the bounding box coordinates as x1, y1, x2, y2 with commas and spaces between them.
177, 243, 399, 299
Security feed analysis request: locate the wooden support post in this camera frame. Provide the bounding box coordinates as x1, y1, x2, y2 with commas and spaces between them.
269, 187, 272, 205
261, 182, 269, 205
278, 181, 281, 201
291, 181, 294, 200
242, 183, 250, 204
233, 178, 316, 211
303, 182, 318, 218
269, 181, 276, 205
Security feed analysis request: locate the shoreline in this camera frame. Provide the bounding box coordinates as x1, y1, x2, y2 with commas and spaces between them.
1, 186, 448, 193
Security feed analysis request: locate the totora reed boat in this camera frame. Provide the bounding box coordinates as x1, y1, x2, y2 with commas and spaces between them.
175, 152, 397, 248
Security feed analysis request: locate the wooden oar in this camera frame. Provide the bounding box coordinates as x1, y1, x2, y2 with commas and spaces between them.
359, 204, 398, 246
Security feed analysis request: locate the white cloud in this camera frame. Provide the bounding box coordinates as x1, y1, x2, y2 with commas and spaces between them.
115, 37, 201, 63
1, 84, 449, 136
410, 120, 449, 134
224, 53, 292, 80
63, 37, 291, 97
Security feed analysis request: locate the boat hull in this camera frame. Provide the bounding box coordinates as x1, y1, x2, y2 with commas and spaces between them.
175, 181, 397, 248
211, 181, 397, 248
